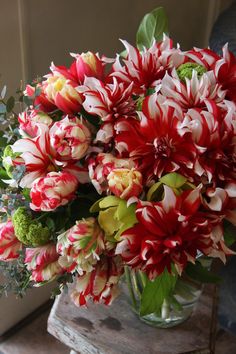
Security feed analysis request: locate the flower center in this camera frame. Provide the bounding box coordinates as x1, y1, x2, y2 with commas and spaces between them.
153, 137, 171, 158
177, 62, 207, 81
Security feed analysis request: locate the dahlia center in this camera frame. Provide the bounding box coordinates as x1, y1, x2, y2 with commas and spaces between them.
153, 137, 171, 158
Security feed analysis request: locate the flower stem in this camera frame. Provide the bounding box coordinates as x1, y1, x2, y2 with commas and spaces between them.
161, 298, 170, 320
124, 266, 137, 311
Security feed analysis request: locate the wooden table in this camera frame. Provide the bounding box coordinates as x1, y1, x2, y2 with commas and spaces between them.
47, 284, 217, 354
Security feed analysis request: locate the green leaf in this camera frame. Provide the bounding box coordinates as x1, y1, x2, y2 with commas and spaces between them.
223, 220, 236, 247
0, 136, 7, 147
22, 188, 31, 201
45, 217, 56, 232
140, 269, 176, 316
0, 168, 10, 180
147, 181, 163, 201
6, 96, 15, 113
136, 7, 168, 50
160, 173, 187, 189
185, 262, 221, 284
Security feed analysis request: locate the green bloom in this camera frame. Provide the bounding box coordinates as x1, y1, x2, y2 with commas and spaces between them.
2, 145, 19, 178
12, 207, 50, 247
90, 196, 137, 241
177, 62, 207, 81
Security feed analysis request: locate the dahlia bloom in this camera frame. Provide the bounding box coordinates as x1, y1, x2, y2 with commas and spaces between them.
25, 243, 64, 282
44, 75, 83, 114
18, 109, 53, 137
57, 217, 105, 274
107, 168, 143, 200
115, 94, 197, 185
79, 76, 136, 122
116, 186, 232, 278
160, 70, 225, 110
179, 99, 236, 183
71, 255, 124, 306
88, 153, 137, 194
50, 116, 91, 161
0, 221, 22, 261
12, 125, 56, 188
30, 171, 79, 211
111, 36, 184, 94
186, 44, 236, 103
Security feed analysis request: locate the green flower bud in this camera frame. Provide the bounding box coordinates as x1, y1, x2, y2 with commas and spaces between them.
177, 62, 207, 81
12, 207, 50, 247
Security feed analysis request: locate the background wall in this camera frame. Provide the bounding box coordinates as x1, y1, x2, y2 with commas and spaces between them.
0, 0, 234, 95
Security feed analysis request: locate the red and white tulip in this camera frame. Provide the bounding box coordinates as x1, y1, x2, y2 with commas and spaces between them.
71, 255, 124, 306
0, 221, 22, 261
44, 75, 83, 114
57, 217, 105, 274
50, 116, 91, 161
107, 168, 143, 200
25, 243, 64, 283
30, 171, 79, 211
88, 153, 137, 194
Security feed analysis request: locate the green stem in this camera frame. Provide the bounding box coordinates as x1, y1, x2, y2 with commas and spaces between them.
124, 266, 138, 310
132, 272, 142, 298
161, 298, 171, 320
138, 271, 147, 288
35, 212, 50, 222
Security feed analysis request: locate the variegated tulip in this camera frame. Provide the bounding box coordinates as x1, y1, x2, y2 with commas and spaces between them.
30, 171, 78, 211
57, 217, 105, 274
24, 84, 56, 112
107, 168, 143, 200
71, 51, 104, 82
50, 116, 91, 161
88, 153, 137, 194
44, 75, 83, 114
25, 243, 64, 283
0, 221, 22, 261
71, 255, 123, 306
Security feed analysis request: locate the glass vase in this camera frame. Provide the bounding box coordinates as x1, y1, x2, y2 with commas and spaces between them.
125, 267, 204, 328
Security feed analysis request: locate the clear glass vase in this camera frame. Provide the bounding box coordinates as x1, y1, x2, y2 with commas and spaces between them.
125, 267, 204, 328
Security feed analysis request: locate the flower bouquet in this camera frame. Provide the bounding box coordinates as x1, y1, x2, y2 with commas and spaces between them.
0, 7, 236, 328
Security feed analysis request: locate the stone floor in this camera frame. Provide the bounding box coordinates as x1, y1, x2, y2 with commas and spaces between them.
0, 307, 236, 354
0, 310, 69, 354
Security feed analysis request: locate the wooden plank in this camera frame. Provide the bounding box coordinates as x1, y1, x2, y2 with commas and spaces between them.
48, 284, 216, 354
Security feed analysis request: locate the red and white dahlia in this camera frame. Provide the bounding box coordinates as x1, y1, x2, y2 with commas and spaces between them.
18, 109, 53, 138
111, 36, 184, 94
116, 185, 232, 278
115, 93, 197, 185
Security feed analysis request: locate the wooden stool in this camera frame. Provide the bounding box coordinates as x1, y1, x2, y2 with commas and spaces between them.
48, 284, 217, 354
